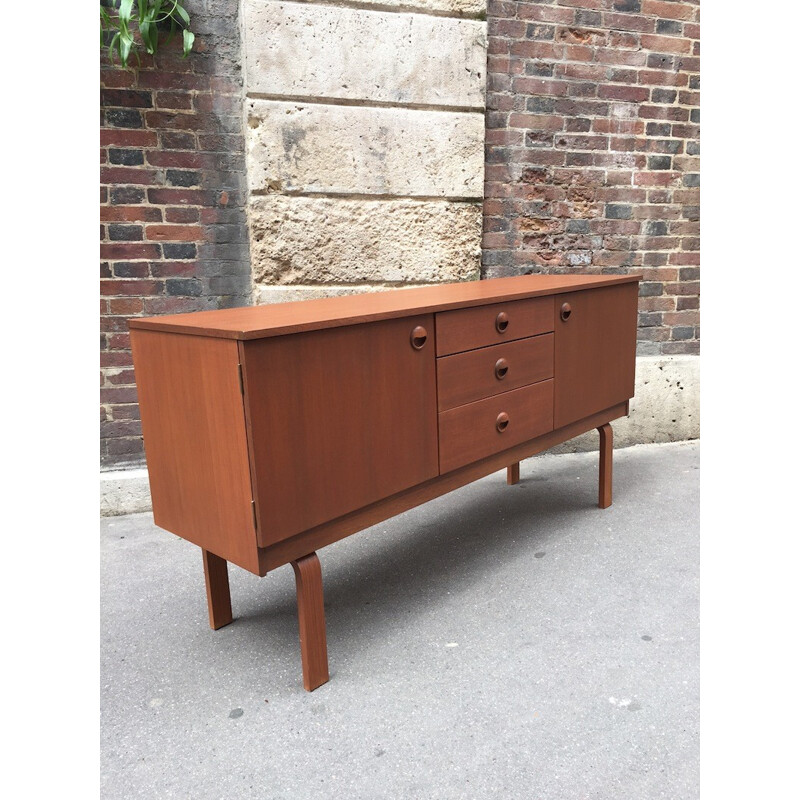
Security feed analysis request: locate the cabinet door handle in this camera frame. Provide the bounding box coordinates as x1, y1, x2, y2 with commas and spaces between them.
494, 358, 509, 380
495, 311, 509, 333
410, 325, 428, 350
496, 412, 510, 432
560, 302, 572, 322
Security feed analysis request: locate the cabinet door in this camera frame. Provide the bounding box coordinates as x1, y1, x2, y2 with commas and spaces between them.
554, 283, 639, 429
241, 316, 439, 547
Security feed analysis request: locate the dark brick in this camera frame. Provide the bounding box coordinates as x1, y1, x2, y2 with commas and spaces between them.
105, 108, 143, 128
566, 220, 590, 233
656, 20, 683, 36
109, 186, 145, 205
645, 220, 668, 236
606, 204, 633, 220
527, 24, 555, 41
690, 108, 700, 123
689, 75, 700, 90
526, 62, 554, 77
166, 278, 203, 296
639, 282, 664, 297
683, 174, 700, 187
101, 89, 152, 108
108, 224, 143, 241
651, 88, 677, 104
108, 148, 144, 166
682, 206, 700, 221
646, 122, 672, 136
112, 262, 150, 278
162, 243, 198, 259
672, 326, 695, 340
613, 0, 641, 11
686, 141, 700, 156
526, 97, 556, 113
648, 155, 672, 170
166, 169, 201, 187
575, 11, 602, 27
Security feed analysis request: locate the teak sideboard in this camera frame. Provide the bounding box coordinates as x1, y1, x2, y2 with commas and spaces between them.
130, 273, 641, 691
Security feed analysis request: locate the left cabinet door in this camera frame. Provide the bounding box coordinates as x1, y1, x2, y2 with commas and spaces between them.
241, 316, 439, 547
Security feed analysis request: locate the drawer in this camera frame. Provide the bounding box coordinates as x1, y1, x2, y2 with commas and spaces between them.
435, 296, 554, 356
437, 333, 554, 412
438, 379, 554, 474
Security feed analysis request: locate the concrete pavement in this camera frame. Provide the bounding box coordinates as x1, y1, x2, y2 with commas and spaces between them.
101, 440, 699, 799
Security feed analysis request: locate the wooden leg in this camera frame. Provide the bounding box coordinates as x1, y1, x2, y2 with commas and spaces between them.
507, 462, 520, 485
598, 423, 613, 509
291, 552, 330, 692
202, 549, 233, 630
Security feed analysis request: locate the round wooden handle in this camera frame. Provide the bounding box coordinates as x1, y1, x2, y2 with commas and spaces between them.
495, 311, 509, 333
410, 325, 428, 350
494, 358, 509, 380
496, 412, 510, 432
560, 302, 572, 322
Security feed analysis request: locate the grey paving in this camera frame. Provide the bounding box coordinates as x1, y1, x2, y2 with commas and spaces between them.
101, 441, 699, 799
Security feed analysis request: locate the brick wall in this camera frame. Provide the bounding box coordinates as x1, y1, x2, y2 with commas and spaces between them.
483, 0, 699, 355
100, 1, 251, 468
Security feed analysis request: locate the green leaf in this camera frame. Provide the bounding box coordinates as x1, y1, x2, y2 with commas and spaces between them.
139, 19, 155, 54
120, 34, 133, 68
118, 0, 134, 25
107, 31, 121, 64
182, 29, 195, 57
174, 4, 191, 27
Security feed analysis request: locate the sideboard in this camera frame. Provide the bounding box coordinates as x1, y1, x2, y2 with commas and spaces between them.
129, 273, 641, 691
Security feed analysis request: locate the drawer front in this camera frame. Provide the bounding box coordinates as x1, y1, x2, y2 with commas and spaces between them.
436, 296, 554, 356
437, 333, 554, 412
438, 379, 554, 474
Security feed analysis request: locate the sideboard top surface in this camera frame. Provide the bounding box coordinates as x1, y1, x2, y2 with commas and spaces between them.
129, 273, 642, 340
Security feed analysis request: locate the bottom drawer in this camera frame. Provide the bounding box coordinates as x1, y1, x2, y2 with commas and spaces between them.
438, 379, 554, 474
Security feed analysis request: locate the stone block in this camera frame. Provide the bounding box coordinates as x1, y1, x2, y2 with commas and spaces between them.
246, 100, 484, 197
249, 195, 483, 284
243, 2, 487, 108
283, 0, 486, 16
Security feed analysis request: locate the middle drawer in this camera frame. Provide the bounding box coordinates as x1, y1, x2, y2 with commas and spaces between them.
436, 333, 554, 412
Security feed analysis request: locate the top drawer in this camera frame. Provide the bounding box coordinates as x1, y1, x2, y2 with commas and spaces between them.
435, 296, 555, 356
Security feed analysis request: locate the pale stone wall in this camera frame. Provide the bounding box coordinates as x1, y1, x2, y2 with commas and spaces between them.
240, 0, 488, 304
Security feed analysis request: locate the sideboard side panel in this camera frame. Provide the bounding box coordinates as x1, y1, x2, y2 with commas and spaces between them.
130, 329, 260, 573
242, 316, 439, 547
553, 283, 639, 429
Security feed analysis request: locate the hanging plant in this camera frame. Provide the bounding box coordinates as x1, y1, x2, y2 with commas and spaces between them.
100, 0, 195, 69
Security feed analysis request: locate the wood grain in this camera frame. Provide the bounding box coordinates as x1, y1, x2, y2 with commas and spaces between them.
438, 379, 554, 474
128, 274, 640, 341
598, 423, 613, 509
435, 296, 554, 357
291, 553, 330, 692
202, 550, 233, 630
258, 401, 629, 574
436, 333, 554, 411
554, 283, 639, 429
240, 317, 439, 547
130, 329, 260, 573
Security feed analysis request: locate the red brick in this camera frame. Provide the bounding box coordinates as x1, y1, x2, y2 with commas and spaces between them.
100, 243, 162, 260
642, 1, 695, 21
100, 206, 163, 223
101, 279, 163, 296
145, 225, 204, 241
100, 167, 159, 185
155, 92, 193, 110
100, 129, 158, 148
165, 207, 201, 223
598, 84, 649, 102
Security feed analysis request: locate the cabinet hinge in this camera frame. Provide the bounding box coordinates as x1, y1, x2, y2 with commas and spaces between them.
251, 500, 257, 531
237, 363, 244, 394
